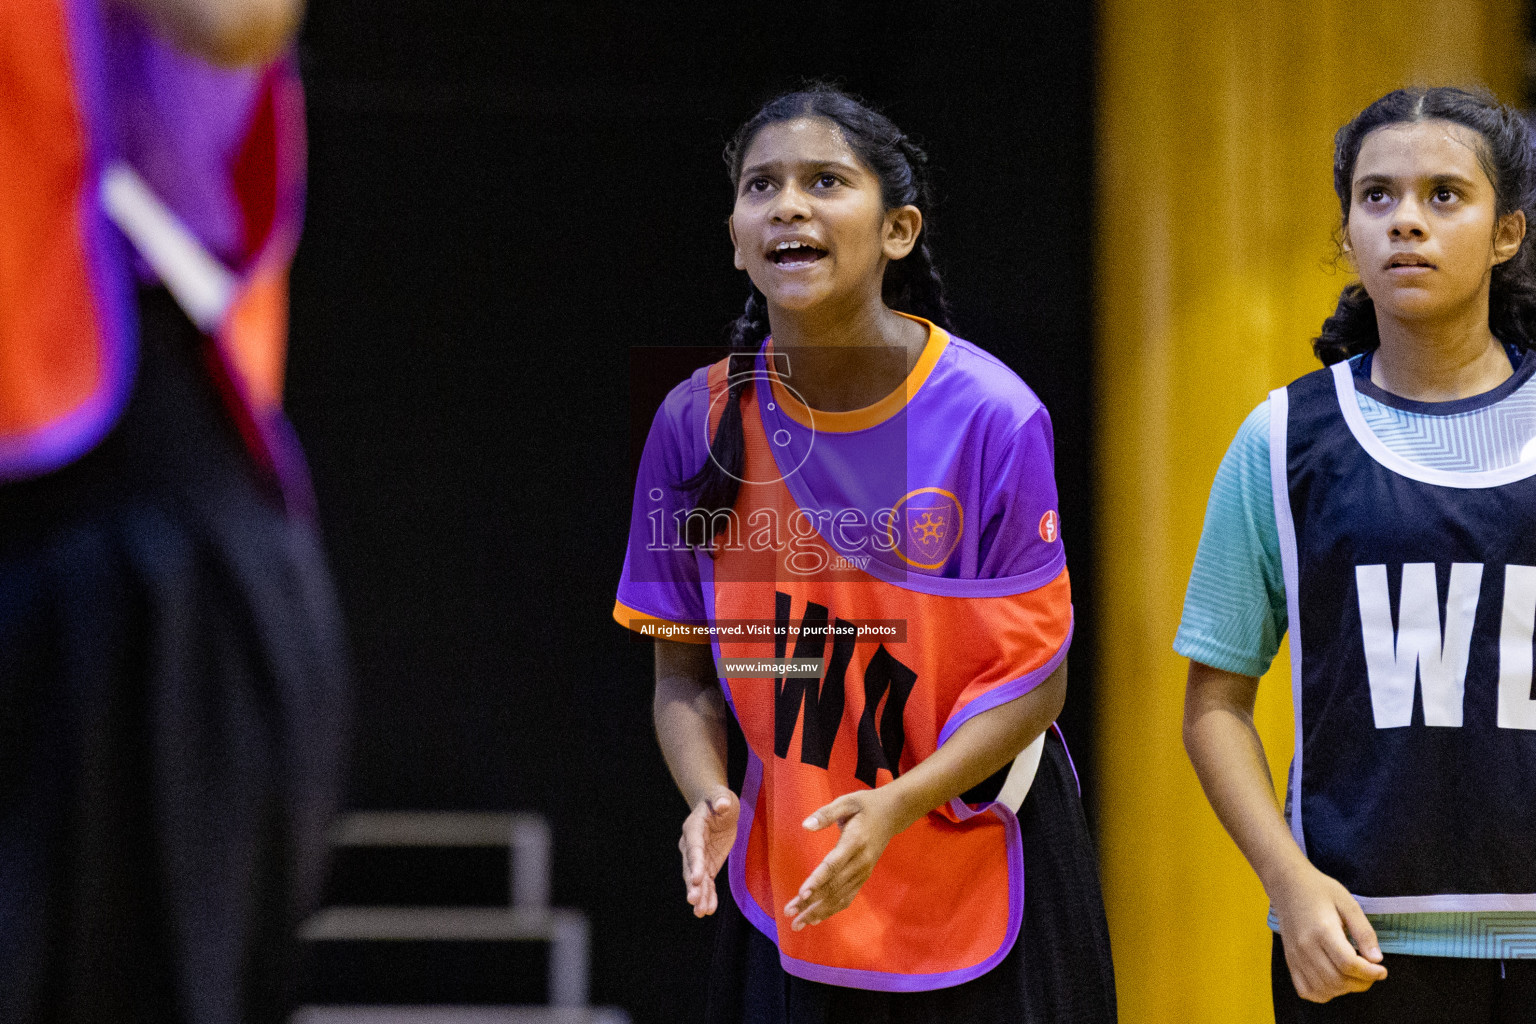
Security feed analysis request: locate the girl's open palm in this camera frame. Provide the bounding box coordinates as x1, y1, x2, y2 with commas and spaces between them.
784, 789, 902, 931
680, 786, 739, 917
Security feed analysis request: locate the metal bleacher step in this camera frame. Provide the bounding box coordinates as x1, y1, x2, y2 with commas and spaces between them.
328, 813, 553, 907
295, 812, 626, 1024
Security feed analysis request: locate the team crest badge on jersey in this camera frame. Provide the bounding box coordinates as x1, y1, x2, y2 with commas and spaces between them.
1039, 509, 1059, 543
889, 487, 964, 569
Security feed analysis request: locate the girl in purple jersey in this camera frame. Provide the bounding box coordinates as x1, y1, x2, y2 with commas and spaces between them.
614, 86, 1116, 1024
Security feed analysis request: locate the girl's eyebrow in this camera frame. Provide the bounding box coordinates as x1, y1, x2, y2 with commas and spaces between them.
1354, 172, 1480, 191
740, 158, 865, 178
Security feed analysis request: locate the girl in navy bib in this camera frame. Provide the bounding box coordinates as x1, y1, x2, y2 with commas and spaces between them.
1178, 87, 1536, 1021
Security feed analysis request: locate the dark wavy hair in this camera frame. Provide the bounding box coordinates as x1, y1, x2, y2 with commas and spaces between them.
1314, 86, 1536, 365
683, 85, 952, 543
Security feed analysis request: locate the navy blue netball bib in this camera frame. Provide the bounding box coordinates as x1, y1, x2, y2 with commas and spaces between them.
1271, 360, 1536, 912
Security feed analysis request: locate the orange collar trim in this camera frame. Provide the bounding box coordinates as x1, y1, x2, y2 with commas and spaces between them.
766, 312, 949, 433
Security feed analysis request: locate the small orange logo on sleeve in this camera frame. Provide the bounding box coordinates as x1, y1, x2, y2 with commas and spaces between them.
1038, 510, 1059, 543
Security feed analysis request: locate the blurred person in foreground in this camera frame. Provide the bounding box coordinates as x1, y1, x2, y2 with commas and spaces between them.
0, 0, 347, 1020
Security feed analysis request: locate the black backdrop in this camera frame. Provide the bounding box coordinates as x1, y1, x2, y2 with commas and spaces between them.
286, 4, 1096, 1019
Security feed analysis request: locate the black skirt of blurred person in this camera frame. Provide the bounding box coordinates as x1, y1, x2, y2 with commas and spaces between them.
0, 287, 349, 1023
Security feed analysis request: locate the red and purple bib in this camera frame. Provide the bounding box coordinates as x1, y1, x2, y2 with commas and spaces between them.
0, 0, 307, 507
616, 318, 1073, 989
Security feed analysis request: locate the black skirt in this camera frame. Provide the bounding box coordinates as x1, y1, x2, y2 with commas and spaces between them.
705, 727, 1118, 1024
0, 289, 349, 1024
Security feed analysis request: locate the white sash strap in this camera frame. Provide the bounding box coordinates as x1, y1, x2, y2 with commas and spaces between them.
995, 731, 1046, 813
99, 161, 234, 333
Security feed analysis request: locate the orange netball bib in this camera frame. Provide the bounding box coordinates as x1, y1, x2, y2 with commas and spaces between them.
691, 343, 1073, 990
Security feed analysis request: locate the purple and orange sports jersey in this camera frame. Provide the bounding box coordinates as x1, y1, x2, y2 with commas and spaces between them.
0, 0, 306, 503
615, 316, 1073, 990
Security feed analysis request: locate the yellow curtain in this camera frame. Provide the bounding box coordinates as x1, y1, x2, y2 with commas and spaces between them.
1094, 4, 1523, 1021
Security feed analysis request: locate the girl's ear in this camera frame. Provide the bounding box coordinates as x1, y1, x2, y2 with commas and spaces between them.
1494, 209, 1527, 267
883, 205, 923, 261
729, 215, 746, 271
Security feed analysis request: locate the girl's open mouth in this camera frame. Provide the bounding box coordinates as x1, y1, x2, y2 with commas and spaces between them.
768, 242, 827, 266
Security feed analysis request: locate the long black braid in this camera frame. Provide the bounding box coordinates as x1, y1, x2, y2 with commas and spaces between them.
683, 85, 952, 545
